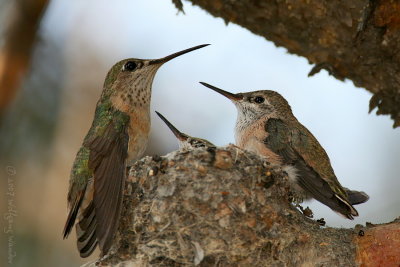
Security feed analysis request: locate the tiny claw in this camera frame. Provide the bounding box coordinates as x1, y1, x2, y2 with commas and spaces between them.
308, 62, 334, 77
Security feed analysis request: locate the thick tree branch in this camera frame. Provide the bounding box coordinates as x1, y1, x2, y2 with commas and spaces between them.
0, 0, 49, 115
85, 146, 399, 266
182, 0, 400, 128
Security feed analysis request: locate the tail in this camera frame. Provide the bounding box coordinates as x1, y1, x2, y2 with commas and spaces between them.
290, 162, 362, 220
76, 202, 98, 258
333, 189, 369, 220
334, 194, 359, 220
344, 188, 369, 205
63, 183, 98, 258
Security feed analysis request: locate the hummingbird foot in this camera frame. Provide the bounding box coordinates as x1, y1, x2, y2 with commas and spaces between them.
288, 191, 304, 205
295, 204, 314, 218
227, 143, 243, 150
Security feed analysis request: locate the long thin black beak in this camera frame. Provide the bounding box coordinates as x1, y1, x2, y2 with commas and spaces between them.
150, 44, 210, 65
199, 82, 243, 101
155, 111, 188, 141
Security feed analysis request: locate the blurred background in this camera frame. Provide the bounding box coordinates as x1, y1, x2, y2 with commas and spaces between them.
0, 0, 399, 266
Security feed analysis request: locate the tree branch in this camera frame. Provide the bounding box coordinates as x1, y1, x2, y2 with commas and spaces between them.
0, 0, 49, 115
182, 0, 400, 128
85, 146, 399, 266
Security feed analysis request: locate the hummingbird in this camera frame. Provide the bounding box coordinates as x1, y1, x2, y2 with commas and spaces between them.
155, 111, 215, 149
200, 82, 369, 219
62, 44, 209, 258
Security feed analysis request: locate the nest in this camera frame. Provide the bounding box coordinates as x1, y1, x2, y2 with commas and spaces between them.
93, 146, 355, 267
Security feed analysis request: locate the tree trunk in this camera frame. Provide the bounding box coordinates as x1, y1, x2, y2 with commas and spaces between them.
86, 146, 399, 267
182, 0, 400, 128
0, 0, 49, 115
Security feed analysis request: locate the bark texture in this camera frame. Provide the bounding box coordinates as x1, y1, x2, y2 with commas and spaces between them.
83, 146, 399, 267
182, 0, 400, 128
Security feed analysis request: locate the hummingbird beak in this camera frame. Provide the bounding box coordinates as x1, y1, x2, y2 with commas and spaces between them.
149, 44, 210, 65
155, 111, 188, 142
199, 82, 243, 101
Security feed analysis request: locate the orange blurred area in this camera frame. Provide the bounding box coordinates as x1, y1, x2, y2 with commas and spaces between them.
0, 0, 49, 113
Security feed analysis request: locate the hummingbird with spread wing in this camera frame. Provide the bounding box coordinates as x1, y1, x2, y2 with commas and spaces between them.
201, 82, 369, 219
62, 44, 209, 258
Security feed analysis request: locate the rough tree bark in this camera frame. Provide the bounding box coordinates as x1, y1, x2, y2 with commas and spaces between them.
85, 146, 399, 267
180, 0, 400, 128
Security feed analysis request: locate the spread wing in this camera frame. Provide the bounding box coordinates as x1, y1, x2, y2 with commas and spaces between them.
63, 103, 130, 257
265, 118, 358, 219
84, 113, 129, 255
63, 146, 98, 258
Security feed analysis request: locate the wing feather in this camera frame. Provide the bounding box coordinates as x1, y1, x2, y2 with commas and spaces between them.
64, 104, 130, 257
265, 118, 358, 218
63, 187, 86, 239
85, 116, 129, 255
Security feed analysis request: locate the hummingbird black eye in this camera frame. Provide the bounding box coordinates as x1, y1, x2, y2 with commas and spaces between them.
124, 61, 137, 71
254, 96, 265, 103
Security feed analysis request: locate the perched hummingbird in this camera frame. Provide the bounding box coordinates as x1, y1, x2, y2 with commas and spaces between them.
200, 82, 369, 219
62, 44, 209, 258
155, 111, 215, 149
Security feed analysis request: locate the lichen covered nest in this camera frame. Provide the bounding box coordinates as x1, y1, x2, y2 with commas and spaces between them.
95, 146, 355, 267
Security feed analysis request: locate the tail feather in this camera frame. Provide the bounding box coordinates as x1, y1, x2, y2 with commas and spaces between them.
78, 226, 98, 258
334, 194, 358, 220
78, 202, 95, 230
345, 188, 370, 205
77, 213, 96, 243
76, 201, 98, 258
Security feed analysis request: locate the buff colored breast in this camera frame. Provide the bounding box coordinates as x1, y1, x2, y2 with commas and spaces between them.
126, 110, 150, 165
111, 94, 151, 165
235, 117, 282, 165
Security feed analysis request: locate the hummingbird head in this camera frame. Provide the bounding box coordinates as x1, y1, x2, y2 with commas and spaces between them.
155, 111, 215, 149
155, 111, 190, 143
200, 82, 294, 125
101, 44, 210, 113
